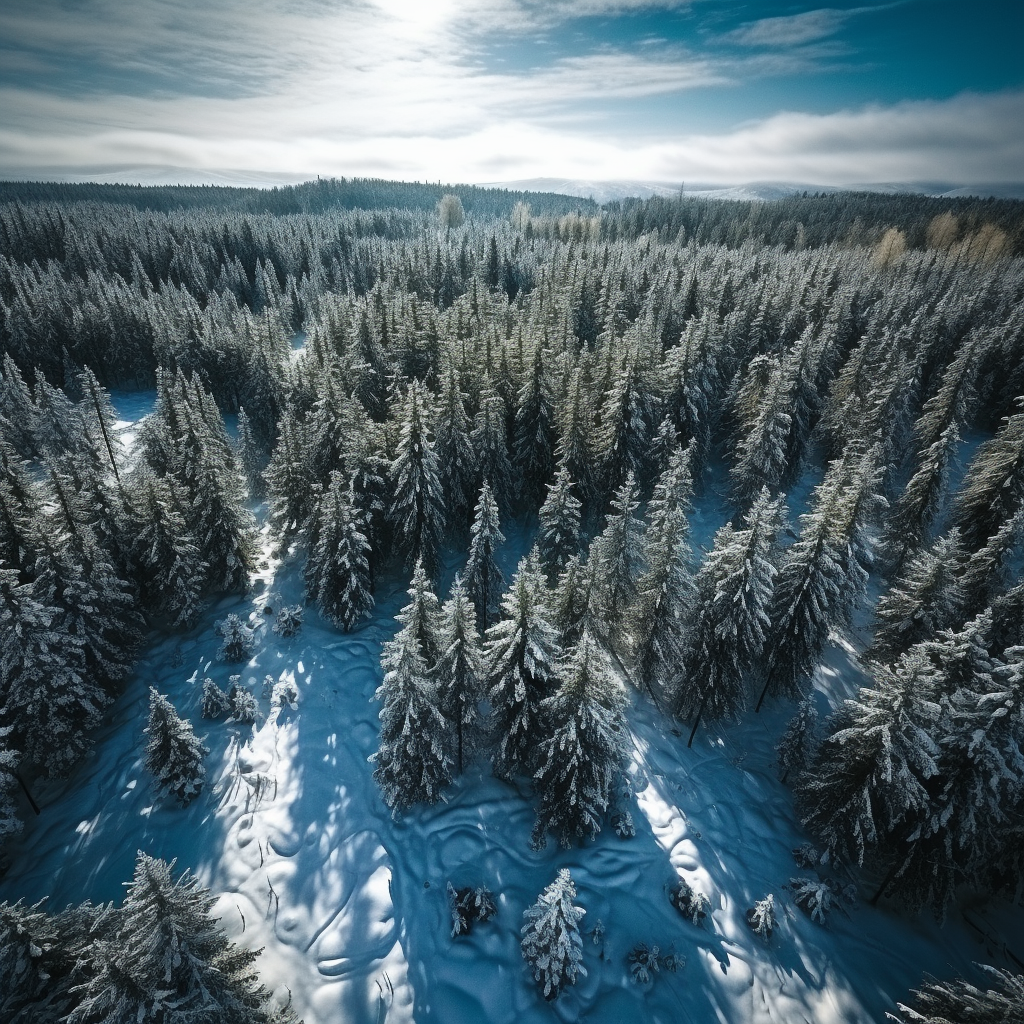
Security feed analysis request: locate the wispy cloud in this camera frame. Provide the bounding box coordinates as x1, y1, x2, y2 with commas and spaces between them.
719, 4, 897, 49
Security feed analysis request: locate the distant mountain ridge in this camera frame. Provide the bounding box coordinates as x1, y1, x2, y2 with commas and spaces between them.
486, 177, 1024, 204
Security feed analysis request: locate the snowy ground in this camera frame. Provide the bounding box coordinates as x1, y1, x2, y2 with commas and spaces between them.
2, 398, 1022, 1024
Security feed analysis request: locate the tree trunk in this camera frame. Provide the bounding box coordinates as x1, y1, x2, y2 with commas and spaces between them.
14, 770, 40, 815
869, 859, 901, 906
687, 696, 707, 748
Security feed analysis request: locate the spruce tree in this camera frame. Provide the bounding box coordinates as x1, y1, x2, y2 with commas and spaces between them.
776, 697, 818, 784
433, 363, 477, 531
588, 473, 644, 642
550, 553, 594, 647
531, 631, 629, 848
372, 574, 452, 811
463, 481, 505, 631
434, 575, 484, 774
677, 488, 786, 742
521, 869, 587, 1001
536, 461, 582, 578
487, 554, 561, 781
0, 746, 23, 847
217, 614, 257, 662
472, 389, 513, 516
144, 689, 209, 806
305, 472, 373, 631
236, 407, 267, 499
68, 853, 287, 1023
514, 344, 556, 511
893, 966, 1024, 1024
388, 381, 445, 577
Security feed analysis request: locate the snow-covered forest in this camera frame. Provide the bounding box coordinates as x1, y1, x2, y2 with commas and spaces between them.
1, 179, 1023, 1023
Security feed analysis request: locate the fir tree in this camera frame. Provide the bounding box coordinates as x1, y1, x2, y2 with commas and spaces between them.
554, 367, 595, 503
588, 473, 644, 641
0, 745, 23, 847
463, 481, 505, 631
521, 869, 587, 1001
67, 853, 288, 1023
264, 413, 317, 541
595, 353, 654, 496
217, 614, 257, 662
305, 472, 374, 631
144, 689, 209, 806
433, 363, 477, 531
536, 461, 582, 578
776, 697, 818, 784
236, 407, 267, 499
472, 389, 513, 516
514, 344, 556, 511
200, 678, 232, 719
434, 575, 484, 774
388, 381, 445, 577
550, 553, 594, 647
677, 488, 786, 742
487, 554, 561, 781
892, 966, 1024, 1024
372, 578, 452, 811
531, 631, 629, 848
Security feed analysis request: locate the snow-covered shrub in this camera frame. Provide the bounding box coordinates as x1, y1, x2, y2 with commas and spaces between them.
590, 919, 605, 945
670, 879, 710, 926
217, 614, 257, 662
660, 951, 685, 972
227, 682, 262, 725
747, 894, 776, 941
200, 678, 232, 719
273, 605, 303, 638
628, 942, 661, 983
447, 883, 497, 937
271, 678, 299, 710
144, 689, 208, 806
792, 843, 822, 868
790, 878, 833, 923
612, 810, 635, 838
521, 869, 587, 1000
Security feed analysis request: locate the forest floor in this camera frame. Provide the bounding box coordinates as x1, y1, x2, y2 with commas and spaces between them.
1, 394, 1022, 1024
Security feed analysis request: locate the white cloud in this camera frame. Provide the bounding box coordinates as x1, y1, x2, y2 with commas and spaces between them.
721, 8, 853, 48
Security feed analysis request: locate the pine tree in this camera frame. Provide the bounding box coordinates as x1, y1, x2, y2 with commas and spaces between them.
595, 353, 653, 496
531, 632, 629, 848
796, 652, 940, 872
236, 407, 267, 499
758, 450, 885, 709
372, 579, 452, 811
217, 614, 257, 662
434, 575, 484, 774
514, 344, 556, 511
433, 363, 477, 531
487, 554, 561, 781
776, 697, 818, 784
536, 461, 582, 578
554, 366, 595, 503
264, 412, 317, 541
952, 405, 1024, 551
200, 678, 232, 719
0, 567, 105, 777
129, 473, 207, 629
0, 745, 23, 847
472, 389, 513, 516
463, 481, 505, 631
520, 869, 587, 1001
893, 966, 1024, 1024
677, 488, 786, 742
68, 853, 286, 1023
305, 472, 374, 631
550, 553, 594, 647
389, 381, 445, 577
588, 473, 644, 641
630, 445, 696, 703
871, 531, 965, 664
144, 689, 209, 806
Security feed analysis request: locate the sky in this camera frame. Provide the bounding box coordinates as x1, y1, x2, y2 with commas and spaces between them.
0, 0, 1021, 186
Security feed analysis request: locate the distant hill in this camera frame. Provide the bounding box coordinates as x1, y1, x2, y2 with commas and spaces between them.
489, 177, 1024, 204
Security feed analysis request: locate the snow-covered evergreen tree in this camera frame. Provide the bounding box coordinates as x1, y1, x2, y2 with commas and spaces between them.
273, 605, 303, 638
514, 344, 556, 510
217, 613, 257, 662
236, 406, 268, 499
531, 631, 629, 848
521, 869, 587, 1001
554, 366, 596, 502
144, 689, 208, 806
776, 697, 818, 784
588, 473, 644, 640
200, 678, 232, 719
305, 472, 373, 631
0, 744, 22, 847
487, 554, 561, 781
462, 482, 505, 632
796, 652, 940, 870
129, 472, 207, 629
0, 567, 104, 777
550, 553, 594, 647
372, 581, 452, 811
388, 381, 446, 577
893, 966, 1024, 1024
677, 488, 786, 741
746, 894, 776, 941
536, 461, 582, 577
595, 353, 654, 496
67, 853, 288, 1024
433, 363, 477, 531
472, 389, 513, 516
871, 530, 964, 664
434, 575, 484, 774
630, 444, 696, 702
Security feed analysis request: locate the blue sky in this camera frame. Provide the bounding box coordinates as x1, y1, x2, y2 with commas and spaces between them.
0, 0, 1021, 184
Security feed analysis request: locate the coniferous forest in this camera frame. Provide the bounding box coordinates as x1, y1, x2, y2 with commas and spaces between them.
1, 179, 1024, 1022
